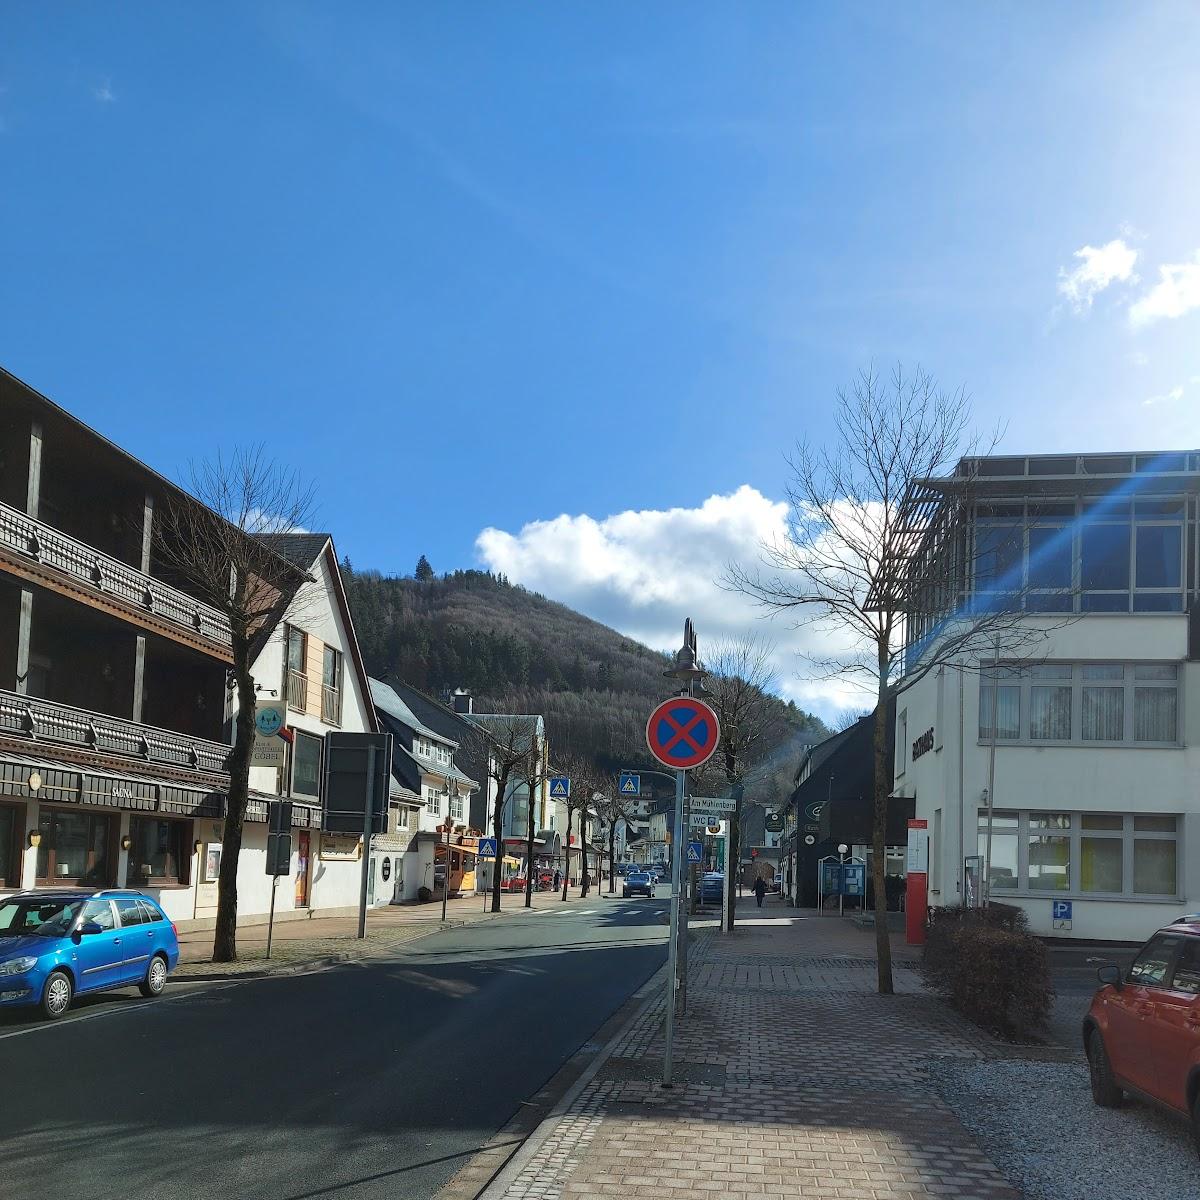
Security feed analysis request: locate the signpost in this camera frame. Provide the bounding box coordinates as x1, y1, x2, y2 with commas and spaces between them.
618, 772, 640, 797
905, 818, 929, 945
686, 841, 703, 865
321, 731, 392, 939
264, 800, 292, 959
251, 702, 287, 769
549, 776, 571, 800
478, 836, 498, 858
1052, 899, 1073, 931
650, 621, 719, 1089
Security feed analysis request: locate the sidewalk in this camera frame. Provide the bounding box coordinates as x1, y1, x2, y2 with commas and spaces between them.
176, 885, 603, 977
483, 897, 1029, 1200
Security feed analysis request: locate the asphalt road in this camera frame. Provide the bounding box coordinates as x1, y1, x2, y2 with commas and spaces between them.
0, 896, 669, 1200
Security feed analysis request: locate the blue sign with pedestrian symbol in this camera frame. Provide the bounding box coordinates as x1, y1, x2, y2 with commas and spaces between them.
619, 772, 640, 796
549, 776, 571, 799
687, 842, 703, 864
478, 837, 498, 858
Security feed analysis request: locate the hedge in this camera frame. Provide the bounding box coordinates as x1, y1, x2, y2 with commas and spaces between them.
924, 904, 1052, 1038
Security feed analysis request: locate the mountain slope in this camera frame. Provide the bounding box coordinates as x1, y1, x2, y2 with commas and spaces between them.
342, 564, 829, 802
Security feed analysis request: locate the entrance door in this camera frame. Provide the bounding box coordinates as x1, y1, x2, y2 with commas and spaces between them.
295, 831, 310, 907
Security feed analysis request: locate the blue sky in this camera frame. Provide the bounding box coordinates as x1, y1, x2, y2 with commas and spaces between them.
3, 4, 1199, 709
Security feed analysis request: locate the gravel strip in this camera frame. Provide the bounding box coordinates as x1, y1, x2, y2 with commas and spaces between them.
928, 1059, 1199, 1200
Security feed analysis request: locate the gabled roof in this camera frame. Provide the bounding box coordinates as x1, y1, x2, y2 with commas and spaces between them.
370, 679, 451, 746
386, 680, 478, 746
259, 533, 331, 570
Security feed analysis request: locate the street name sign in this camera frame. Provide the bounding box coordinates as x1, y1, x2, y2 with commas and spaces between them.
646, 696, 720, 770
686, 842, 703, 864
549, 776, 571, 799
618, 772, 640, 796
689, 796, 736, 817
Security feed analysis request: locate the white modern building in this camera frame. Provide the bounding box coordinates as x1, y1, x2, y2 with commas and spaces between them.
894, 449, 1200, 941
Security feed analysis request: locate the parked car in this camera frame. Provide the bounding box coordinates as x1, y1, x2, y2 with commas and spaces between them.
0, 889, 180, 1020
772, 873, 783, 892
1084, 918, 1200, 1151
623, 872, 656, 898
698, 873, 724, 904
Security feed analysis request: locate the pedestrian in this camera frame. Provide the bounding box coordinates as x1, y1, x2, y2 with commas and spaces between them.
553, 868, 561, 891
753, 876, 767, 908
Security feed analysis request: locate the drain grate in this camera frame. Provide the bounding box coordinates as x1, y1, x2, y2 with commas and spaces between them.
597, 1057, 727, 1086
794, 956, 880, 969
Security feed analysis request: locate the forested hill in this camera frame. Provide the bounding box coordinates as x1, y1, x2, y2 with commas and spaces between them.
342, 564, 829, 799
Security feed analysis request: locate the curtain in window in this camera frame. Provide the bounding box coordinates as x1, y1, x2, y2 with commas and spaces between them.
1030, 686, 1071, 739
1134, 687, 1177, 742
980, 685, 1020, 739
1082, 687, 1124, 740
1081, 837, 1122, 892
1134, 839, 1177, 895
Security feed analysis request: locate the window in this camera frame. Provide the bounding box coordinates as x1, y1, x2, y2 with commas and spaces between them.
138, 899, 164, 923
36, 809, 114, 885
397, 807, 411, 831
290, 731, 322, 800
979, 662, 1179, 746
115, 897, 147, 927
80, 899, 116, 931
287, 627, 306, 673
286, 627, 308, 710
1170, 940, 1200, 995
897, 710, 908, 775
425, 789, 442, 816
979, 810, 1179, 898
449, 791, 464, 821
1128, 934, 1183, 987
321, 647, 342, 725
127, 817, 191, 887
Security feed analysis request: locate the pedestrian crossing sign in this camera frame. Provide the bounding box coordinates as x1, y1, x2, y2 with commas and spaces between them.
549, 776, 571, 798
687, 842, 703, 864
619, 772, 640, 796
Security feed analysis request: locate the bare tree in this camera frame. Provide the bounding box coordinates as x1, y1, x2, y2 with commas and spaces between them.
597, 787, 637, 894
466, 715, 542, 914
698, 634, 785, 932
521, 738, 550, 908
153, 447, 316, 962
728, 364, 1060, 994
556, 753, 602, 900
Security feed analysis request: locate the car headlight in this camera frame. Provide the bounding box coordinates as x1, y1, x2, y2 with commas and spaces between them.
0, 957, 37, 976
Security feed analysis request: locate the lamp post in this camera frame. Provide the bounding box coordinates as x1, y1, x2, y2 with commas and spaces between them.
441, 776, 460, 924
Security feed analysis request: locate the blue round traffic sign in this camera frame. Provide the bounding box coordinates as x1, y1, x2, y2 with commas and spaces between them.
646, 696, 721, 770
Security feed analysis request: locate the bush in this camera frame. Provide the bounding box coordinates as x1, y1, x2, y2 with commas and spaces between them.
924, 904, 1052, 1038
417, 886, 433, 903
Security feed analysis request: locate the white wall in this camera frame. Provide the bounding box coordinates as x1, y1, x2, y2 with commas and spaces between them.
898, 613, 1199, 941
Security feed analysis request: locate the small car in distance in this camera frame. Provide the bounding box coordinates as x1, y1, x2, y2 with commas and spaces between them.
623, 872, 656, 898
0, 889, 180, 1020
1083, 918, 1200, 1153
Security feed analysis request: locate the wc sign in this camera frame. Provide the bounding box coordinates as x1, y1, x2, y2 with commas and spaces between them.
1052, 900, 1073, 930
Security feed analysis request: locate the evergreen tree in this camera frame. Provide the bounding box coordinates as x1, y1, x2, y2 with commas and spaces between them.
415, 554, 435, 581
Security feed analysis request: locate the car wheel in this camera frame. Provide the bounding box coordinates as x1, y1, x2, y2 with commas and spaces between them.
139, 954, 168, 999
41, 970, 73, 1020
1087, 1030, 1123, 1108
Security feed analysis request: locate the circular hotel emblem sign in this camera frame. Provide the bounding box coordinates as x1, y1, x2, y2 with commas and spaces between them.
255, 706, 284, 737
28, 771, 42, 793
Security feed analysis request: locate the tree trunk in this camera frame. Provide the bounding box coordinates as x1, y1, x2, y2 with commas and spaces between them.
490, 769, 507, 914
213, 635, 255, 963
580, 810, 590, 897
562, 806, 573, 900
524, 784, 536, 908
607, 823, 617, 893
872, 653, 894, 995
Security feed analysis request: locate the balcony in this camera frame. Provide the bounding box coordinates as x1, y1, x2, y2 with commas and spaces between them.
287, 669, 308, 711
0, 500, 233, 657
0, 688, 230, 777
321, 683, 342, 726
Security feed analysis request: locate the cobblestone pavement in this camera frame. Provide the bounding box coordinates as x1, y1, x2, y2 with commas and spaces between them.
486, 904, 1027, 1200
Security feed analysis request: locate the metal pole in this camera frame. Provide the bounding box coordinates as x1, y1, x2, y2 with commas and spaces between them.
662, 766, 685, 1087
679, 790, 690, 1015
721, 820, 731, 932
839, 847, 846, 918
266, 874, 278, 959
983, 643, 999, 908
358, 742, 376, 939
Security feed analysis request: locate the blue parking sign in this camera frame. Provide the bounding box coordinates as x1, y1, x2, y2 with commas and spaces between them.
1052, 900, 1073, 928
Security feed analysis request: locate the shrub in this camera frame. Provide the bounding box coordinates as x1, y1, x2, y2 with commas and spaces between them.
924, 904, 1052, 1038
417, 886, 433, 903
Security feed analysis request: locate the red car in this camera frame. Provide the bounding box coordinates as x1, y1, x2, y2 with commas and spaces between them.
1084, 917, 1200, 1152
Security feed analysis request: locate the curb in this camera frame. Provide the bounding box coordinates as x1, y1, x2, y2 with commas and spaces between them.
474, 961, 669, 1200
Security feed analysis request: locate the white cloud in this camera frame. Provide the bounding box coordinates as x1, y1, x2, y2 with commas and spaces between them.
1057, 238, 1139, 313
475, 487, 869, 718
1142, 385, 1184, 408
1129, 252, 1200, 328
94, 79, 115, 103
1127, 351, 1150, 367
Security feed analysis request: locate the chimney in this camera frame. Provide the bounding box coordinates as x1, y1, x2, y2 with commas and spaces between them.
451, 688, 473, 715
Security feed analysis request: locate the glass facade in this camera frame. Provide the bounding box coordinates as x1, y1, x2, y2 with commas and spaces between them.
36, 808, 114, 885
127, 817, 190, 887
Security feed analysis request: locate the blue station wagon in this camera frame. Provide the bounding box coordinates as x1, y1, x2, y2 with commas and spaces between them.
0, 889, 180, 1019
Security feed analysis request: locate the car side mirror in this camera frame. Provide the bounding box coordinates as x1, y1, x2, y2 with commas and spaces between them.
1097, 964, 1122, 989
79, 921, 104, 937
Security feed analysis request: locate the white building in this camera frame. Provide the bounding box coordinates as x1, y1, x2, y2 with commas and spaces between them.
894, 449, 1200, 941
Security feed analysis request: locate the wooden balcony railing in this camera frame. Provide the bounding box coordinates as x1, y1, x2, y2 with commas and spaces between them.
0, 688, 230, 776
0, 500, 233, 652
287, 668, 308, 712
320, 684, 341, 725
